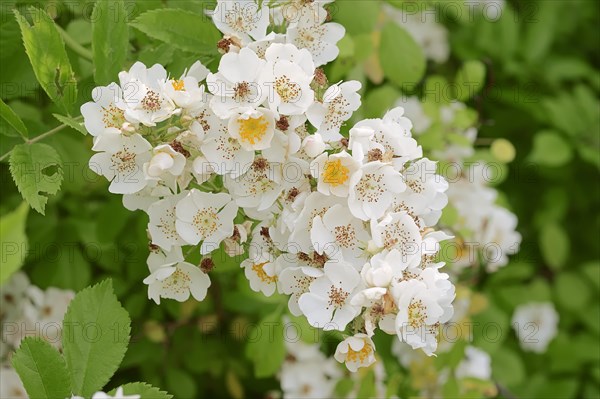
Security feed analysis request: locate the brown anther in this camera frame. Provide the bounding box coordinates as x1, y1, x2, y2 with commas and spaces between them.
286, 187, 300, 202
200, 258, 215, 273
252, 157, 268, 171
260, 226, 270, 239
170, 140, 190, 158
297, 252, 311, 263
149, 243, 160, 252
217, 38, 234, 54
312, 251, 328, 267
339, 137, 349, 148
230, 226, 241, 241
313, 68, 328, 87
276, 116, 290, 131
367, 148, 383, 162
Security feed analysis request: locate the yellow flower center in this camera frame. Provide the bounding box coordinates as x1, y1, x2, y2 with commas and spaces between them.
252, 262, 277, 283
322, 159, 349, 186
346, 342, 372, 363
238, 115, 268, 145
171, 80, 185, 91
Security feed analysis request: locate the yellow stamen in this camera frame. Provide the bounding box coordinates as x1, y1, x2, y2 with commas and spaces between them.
346, 342, 372, 363
252, 262, 277, 283
171, 80, 185, 91
238, 115, 268, 145
322, 159, 349, 186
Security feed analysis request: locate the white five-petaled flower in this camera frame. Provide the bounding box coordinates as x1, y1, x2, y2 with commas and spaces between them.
260, 43, 315, 115
298, 261, 361, 331
307, 81, 361, 141
207, 47, 266, 118
348, 161, 406, 221
334, 333, 377, 372
175, 190, 238, 254
143, 247, 211, 304
164, 61, 209, 111
211, 0, 270, 44
228, 107, 276, 151
147, 191, 188, 251
310, 203, 370, 268
89, 133, 152, 194
144, 144, 186, 181
310, 150, 359, 197
80, 82, 127, 138
118, 62, 178, 126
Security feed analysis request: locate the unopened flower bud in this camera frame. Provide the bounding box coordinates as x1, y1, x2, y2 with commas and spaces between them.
302, 134, 326, 157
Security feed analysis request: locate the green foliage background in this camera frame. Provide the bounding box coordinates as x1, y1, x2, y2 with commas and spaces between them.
1, 0, 599, 397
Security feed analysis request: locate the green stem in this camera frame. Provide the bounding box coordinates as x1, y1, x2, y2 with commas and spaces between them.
56, 25, 93, 61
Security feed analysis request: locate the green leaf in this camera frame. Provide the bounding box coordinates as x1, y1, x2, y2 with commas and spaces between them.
0, 98, 28, 139
334, 1, 379, 35
130, 9, 220, 55
492, 349, 524, 387
62, 279, 131, 397
14, 8, 77, 113
245, 307, 286, 378
554, 273, 592, 311
363, 85, 400, 119
453, 60, 486, 101
11, 337, 71, 399
528, 130, 573, 167
53, 114, 87, 135
9, 143, 63, 215
379, 22, 426, 88
539, 223, 569, 270
165, 369, 197, 398
92, 0, 129, 86
0, 202, 28, 284
109, 382, 172, 399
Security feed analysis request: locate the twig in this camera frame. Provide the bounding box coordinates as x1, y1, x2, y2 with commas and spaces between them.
56, 25, 93, 61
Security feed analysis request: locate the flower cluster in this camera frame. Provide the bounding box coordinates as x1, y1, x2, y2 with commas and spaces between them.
0, 273, 74, 398
398, 97, 522, 272
81, 0, 455, 370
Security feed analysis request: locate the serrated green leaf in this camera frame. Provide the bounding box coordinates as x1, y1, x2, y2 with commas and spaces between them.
130, 9, 220, 55
53, 114, 87, 135
109, 382, 172, 398
245, 307, 286, 378
92, 0, 129, 86
11, 337, 71, 399
380, 22, 426, 89
0, 202, 28, 284
9, 143, 63, 215
453, 60, 486, 101
62, 279, 131, 397
14, 8, 77, 113
0, 98, 28, 139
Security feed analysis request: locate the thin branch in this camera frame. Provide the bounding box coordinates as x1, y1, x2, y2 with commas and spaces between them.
56, 25, 93, 61
0, 122, 72, 162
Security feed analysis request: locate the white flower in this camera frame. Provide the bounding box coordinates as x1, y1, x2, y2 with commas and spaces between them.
122, 184, 172, 212
143, 247, 211, 304
147, 191, 188, 250
302, 133, 327, 158
228, 107, 276, 150
310, 150, 359, 197
175, 190, 238, 254
207, 47, 266, 118
1, 272, 30, 322
260, 43, 315, 115
277, 259, 324, 316
455, 346, 492, 380
247, 31, 286, 59
307, 81, 361, 141
211, 0, 270, 44
89, 133, 152, 194
199, 108, 255, 177
144, 144, 186, 180
24, 286, 74, 327
298, 261, 361, 330
286, 3, 345, 67
399, 158, 448, 225
479, 207, 522, 272
164, 61, 209, 111
81, 386, 141, 399
334, 333, 376, 372
80, 82, 127, 137
349, 107, 421, 169
118, 62, 178, 126
310, 203, 370, 267
512, 302, 559, 353
348, 161, 406, 221
370, 212, 422, 260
